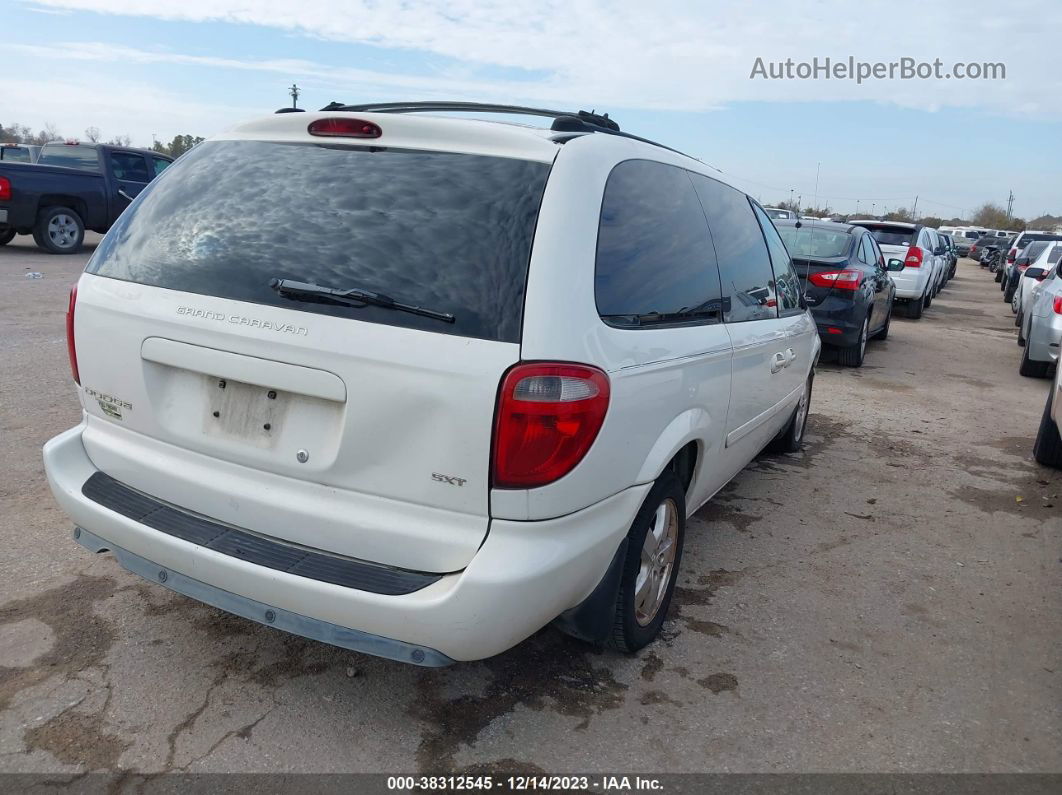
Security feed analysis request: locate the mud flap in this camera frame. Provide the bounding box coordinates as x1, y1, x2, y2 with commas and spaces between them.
551, 537, 628, 644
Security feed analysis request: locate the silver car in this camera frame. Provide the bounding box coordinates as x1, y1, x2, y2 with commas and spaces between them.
1019, 260, 1062, 378
1034, 353, 1062, 467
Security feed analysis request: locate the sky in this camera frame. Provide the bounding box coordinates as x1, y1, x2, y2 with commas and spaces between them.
4, 0, 1062, 219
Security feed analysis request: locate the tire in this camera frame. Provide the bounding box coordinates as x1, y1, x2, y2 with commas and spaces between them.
996, 269, 1004, 284
1011, 288, 1021, 315
1003, 281, 1015, 303
34, 206, 84, 254
872, 306, 891, 340
768, 371, 814, 454
606, 471, 686, 653
1020, 343, 1050, 378
1018, 315, 1027, 346
924, 286, 933, 308
906, 291, 925, 319
1034, 387, 1062, 468
838, 316, 869, 367
0, 228, 14, 246
1015, 309, 1023, 328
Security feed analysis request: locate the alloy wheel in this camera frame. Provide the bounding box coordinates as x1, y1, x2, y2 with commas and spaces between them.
634, 498, 679, 626
47, 214, 79, 250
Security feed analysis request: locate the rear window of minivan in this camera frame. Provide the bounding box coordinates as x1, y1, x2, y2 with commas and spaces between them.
87, 140, 551, 343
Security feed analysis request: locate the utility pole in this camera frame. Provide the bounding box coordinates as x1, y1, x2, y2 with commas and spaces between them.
289, 83, 301, 110
912, 195, 919, 219
789, 189, 794, 210
797, 194, 802, 213
812, 162, 821, 215
1006, 190, 1014, 218
855, 199, 860, 216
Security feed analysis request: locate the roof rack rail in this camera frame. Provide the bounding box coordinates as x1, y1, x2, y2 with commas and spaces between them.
316, 100, 698, 160
319, 101, 621, 131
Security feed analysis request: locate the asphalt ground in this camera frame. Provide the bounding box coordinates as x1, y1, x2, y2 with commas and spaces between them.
1, 236, 1059, 776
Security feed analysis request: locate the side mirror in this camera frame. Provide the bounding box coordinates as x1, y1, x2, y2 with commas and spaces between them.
887, 258, 905, 272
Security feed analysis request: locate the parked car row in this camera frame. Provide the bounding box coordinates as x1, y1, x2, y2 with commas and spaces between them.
0, 140, 172, 252
771, 218, 958, 368
971, 235, 1062, 468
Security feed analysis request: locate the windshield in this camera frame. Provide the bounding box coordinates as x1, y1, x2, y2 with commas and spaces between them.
776, 226, 852, 258
88, 140, 551, 343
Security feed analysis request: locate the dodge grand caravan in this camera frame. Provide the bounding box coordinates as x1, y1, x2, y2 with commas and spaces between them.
43, 103, 820, 665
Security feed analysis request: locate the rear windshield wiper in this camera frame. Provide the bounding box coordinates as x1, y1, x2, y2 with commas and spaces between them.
269, 278, 455, 324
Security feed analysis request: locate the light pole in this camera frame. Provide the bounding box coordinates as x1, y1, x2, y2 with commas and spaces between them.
789, 189, 794, 210
855, 199, 860, 216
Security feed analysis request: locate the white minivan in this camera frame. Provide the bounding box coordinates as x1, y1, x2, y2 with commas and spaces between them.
44, 104, 819, 664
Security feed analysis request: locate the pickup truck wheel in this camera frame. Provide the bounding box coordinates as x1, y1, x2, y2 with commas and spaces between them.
1034, 387, 1062, 468
0, 228, 15, 246
606, 471, 685, 653
35, 206, 84, 254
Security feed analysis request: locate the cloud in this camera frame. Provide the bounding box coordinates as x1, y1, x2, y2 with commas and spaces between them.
1, 71, 259, 144
22, 0, 1062, 117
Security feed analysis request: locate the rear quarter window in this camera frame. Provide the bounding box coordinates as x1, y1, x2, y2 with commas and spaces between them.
689, 173, 778, 323
87, 140, 551, 343
594, 159, 722, 327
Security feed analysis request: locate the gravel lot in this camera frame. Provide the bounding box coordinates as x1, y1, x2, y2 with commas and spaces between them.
1, 234, 1059, 775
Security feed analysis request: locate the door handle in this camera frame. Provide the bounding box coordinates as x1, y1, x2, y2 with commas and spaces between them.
784, 347, 796, 366
118, 188, 135, 201
770, 352, 787, 373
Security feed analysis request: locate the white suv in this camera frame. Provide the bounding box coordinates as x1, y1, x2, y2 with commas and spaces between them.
43, 104, 819, 664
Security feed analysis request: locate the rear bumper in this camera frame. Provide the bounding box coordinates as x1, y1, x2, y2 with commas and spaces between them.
807, 299, 867, 347
892, 268, 930, 300
44, 423, 649, 663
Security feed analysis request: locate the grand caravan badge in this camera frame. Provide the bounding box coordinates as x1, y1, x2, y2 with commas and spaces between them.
176, 307, 309, 336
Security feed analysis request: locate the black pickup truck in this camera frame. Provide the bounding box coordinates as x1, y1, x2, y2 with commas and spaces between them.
0, 141, 173, 253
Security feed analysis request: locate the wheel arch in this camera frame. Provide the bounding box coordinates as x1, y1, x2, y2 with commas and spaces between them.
634, 409, 710, 501
37, 195, 88, 222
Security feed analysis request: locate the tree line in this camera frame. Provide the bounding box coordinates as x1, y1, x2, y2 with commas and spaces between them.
771, 199, 1059, 233
1, 121, 203, 158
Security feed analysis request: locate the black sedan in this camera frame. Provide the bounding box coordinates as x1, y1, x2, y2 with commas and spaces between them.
775, 220, 900, 367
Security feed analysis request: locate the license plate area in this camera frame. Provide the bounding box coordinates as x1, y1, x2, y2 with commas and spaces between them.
204, 376, 290, 448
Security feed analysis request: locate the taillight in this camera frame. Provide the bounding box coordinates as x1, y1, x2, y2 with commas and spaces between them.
307, 117, 382, 138
904, 246, 923, 267
66, 284, 80, 385
1007, 249, 1017, 263
1054, 295, 1062, 315
808, 269, 862, 290
0, 176, 10, 201
492, 363, 610, 489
